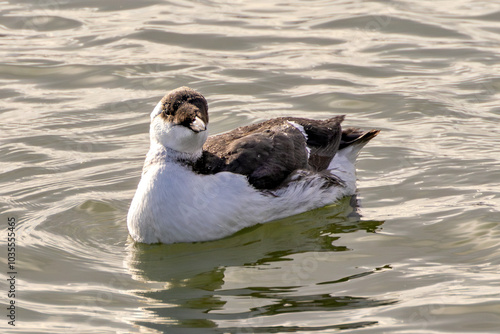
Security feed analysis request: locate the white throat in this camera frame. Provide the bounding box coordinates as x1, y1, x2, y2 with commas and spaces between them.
150, 115, 208, 156
151, 120, 207, 153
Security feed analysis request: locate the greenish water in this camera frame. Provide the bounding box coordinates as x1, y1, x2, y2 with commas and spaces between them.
1, 0, 500, 333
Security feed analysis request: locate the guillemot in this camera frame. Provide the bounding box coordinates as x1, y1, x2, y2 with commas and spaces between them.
127, 87, 379, 244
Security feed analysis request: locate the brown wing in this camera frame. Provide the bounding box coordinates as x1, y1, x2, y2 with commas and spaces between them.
195, 116, 345, 190
199, 121, 308, 189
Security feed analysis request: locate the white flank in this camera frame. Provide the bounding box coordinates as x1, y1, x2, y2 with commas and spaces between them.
127, 144, 358, 244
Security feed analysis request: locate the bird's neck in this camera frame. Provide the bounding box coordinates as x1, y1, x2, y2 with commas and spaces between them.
142, 142, 202, 173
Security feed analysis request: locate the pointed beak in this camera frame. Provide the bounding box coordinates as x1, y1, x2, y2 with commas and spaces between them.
189, 116, 207, 133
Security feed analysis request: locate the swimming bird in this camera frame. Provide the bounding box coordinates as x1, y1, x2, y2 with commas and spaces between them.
127, 87, 379, 244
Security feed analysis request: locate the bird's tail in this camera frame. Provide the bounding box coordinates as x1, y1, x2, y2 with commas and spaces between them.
337, 128, 380, 164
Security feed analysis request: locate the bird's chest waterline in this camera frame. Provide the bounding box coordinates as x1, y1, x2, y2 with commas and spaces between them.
128, 160, 352, 244
129, 164, 267, 240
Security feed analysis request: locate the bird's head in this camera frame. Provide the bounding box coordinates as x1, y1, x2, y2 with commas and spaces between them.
150, 87, 209, 154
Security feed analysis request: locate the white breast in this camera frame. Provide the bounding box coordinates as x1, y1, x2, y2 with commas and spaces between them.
127, 162, 262, 243
127, 153, 355, 244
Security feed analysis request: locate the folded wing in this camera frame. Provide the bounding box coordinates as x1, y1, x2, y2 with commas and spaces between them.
195, 116, 348, 190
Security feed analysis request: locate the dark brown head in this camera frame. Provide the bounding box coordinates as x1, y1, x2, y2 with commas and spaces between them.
158, 87, 208, 132
150, 87, 209, 154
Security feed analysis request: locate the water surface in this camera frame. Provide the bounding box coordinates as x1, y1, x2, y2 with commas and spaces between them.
1, 0, 500, 333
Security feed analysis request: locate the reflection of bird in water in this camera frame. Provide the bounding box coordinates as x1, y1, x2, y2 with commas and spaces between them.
125, 195, 383, 283
127, 87, 379, 244
125, 196, 387, 330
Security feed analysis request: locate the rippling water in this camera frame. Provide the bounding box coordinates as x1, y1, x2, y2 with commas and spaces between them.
1, 0, 500, 332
